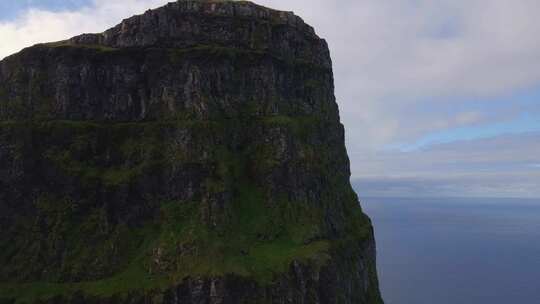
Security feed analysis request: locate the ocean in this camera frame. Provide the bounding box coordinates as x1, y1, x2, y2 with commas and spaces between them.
360, 197, 540, 304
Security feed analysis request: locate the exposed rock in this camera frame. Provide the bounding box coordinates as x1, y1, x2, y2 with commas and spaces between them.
0, 1, 383, 303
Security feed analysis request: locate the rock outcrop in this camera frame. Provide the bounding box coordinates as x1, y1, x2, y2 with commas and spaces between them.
0, 1, 383, 303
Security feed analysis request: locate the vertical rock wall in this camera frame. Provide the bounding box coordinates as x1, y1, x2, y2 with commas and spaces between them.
0, 1, 383, 303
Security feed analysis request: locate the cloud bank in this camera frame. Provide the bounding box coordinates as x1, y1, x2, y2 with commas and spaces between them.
353, 133, 540, 198
0, 0, 169, 59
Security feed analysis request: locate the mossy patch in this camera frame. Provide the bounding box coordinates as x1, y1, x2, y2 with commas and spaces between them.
0, 118, 372, 303
42, 42, 118, 52
0, 224, 165, 303
153, 185, 330, 284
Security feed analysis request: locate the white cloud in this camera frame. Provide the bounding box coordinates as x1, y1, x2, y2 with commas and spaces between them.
353, 133, 540, 198
0, 0, 170, 59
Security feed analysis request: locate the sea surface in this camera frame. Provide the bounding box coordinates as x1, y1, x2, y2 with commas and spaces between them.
360, 197, 540, 304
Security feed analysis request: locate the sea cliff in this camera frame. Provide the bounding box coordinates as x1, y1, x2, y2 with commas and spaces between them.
0, 1, 383, 303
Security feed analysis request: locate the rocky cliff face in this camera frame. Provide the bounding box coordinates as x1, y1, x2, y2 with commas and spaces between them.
0, 1, 383, 303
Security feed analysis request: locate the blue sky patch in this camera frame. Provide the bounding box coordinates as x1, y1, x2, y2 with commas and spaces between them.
392, 113, 540, 152
0, 0, 91, 21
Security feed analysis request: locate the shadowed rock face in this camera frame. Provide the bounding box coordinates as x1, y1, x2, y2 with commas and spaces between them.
0, 0, 333, 122
69, 1, 331, 68
0, 1, 383, 303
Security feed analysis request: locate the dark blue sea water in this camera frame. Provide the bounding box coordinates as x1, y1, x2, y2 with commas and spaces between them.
360, 197, 540, 304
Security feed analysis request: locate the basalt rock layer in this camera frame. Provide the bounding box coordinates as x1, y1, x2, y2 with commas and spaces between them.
0, 1, 383, 303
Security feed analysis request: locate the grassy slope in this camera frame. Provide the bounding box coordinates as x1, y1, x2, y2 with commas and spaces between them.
0, 119, 372, 303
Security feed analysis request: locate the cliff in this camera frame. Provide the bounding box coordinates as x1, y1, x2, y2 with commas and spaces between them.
0, 1, 383, 303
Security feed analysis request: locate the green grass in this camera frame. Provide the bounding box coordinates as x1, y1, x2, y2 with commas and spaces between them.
42, 41, 118, 52
154, 193, 331, 283
0, 224, 166, 303
0, 117, 372, 303
0, 189, 332, 303
31, 41, 330, 73
150, 146, 332, 284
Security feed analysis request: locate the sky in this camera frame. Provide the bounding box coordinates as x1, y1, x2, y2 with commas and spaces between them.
0, 0, 539, 198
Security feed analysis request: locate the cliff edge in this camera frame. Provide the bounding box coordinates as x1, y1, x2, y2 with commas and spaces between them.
0, 1, 383, 303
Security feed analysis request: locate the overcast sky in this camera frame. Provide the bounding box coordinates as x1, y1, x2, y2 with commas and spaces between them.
1, 0, 539, 198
